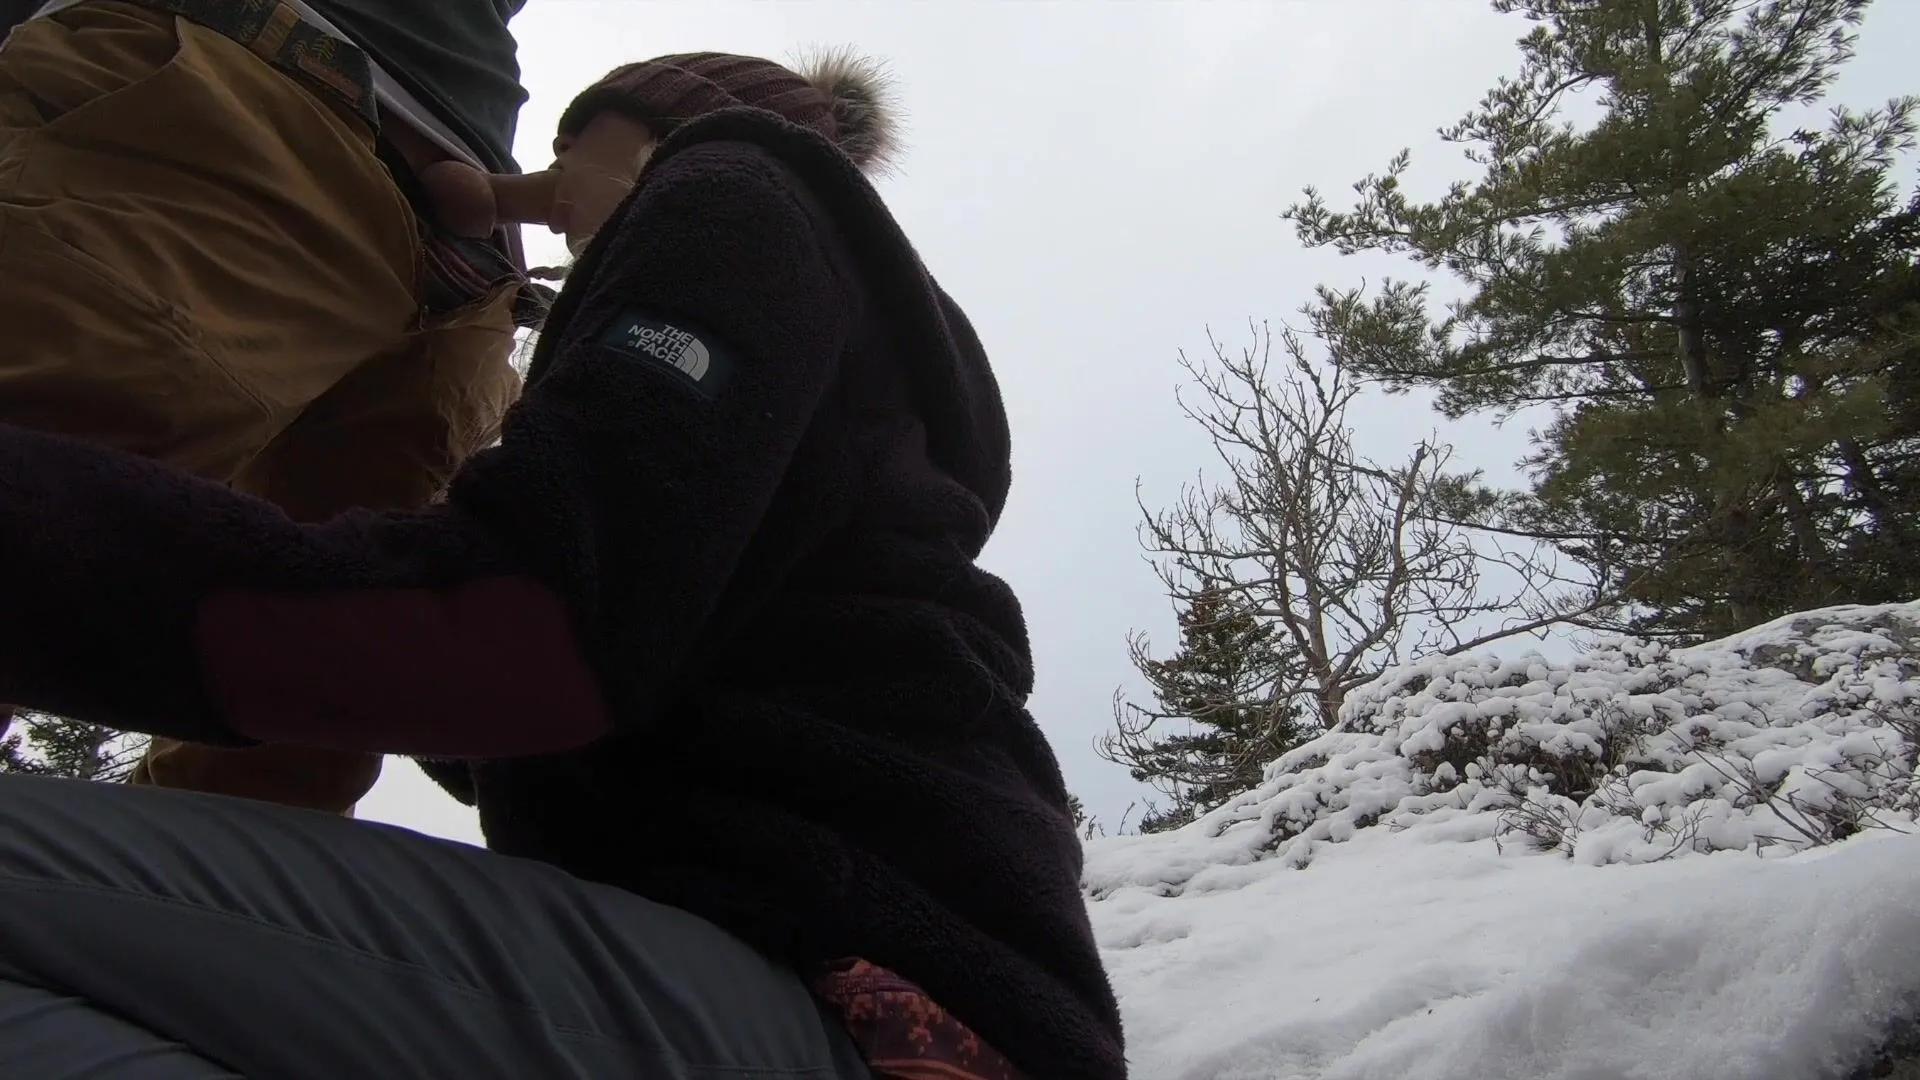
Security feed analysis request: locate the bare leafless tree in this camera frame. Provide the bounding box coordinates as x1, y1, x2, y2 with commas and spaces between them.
1128, 318, 1616, 739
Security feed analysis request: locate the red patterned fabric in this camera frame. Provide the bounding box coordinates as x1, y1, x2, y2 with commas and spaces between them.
814, 958, 1024, 1080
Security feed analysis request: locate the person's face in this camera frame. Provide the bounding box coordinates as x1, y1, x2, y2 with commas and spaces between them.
550, 113, 657, 255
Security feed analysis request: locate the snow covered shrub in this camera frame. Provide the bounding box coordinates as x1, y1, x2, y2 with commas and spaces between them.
1096, 603, 1920, 885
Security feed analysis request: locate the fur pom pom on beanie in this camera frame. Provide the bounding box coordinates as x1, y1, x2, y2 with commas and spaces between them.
556, 47, 902, 172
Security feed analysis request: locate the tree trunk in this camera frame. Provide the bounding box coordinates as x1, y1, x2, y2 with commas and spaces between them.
1839, 437, 1910, 541
1673, 250, 1713, 397
1773, 469, 1841, 603
70, 723, 110, 781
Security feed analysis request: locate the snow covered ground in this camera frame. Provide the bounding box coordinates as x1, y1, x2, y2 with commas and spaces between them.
1086, 603, 1920, 1079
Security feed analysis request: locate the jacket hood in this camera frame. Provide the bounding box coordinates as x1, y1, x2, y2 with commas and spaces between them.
531, 106, 1014, 528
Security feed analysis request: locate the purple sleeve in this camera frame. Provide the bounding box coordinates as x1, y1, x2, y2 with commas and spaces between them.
0, 425, 609, 756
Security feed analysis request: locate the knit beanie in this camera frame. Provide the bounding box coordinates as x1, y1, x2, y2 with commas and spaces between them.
556, 48, 901, 172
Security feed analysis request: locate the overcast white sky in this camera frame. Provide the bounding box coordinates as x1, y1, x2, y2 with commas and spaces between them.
356, 0, 1920, 843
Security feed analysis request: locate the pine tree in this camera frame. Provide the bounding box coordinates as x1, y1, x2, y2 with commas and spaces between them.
1287, 0, 1920, 640
0, 707, 145, 781
1103, 584, 1307, 832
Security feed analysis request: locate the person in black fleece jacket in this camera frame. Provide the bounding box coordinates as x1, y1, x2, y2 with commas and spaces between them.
0, 53, 1127, 1080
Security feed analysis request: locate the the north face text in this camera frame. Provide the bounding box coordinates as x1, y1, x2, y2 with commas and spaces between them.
597, 312, 731, 398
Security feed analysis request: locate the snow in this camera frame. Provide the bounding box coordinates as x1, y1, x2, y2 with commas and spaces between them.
1086, 602, 1920, 1079
1092, 821, 1920, 1080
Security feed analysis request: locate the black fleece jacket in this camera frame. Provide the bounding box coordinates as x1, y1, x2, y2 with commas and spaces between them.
0, 109, 1125, 1078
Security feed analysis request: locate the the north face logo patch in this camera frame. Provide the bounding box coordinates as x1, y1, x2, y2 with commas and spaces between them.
597, 312, 731, 398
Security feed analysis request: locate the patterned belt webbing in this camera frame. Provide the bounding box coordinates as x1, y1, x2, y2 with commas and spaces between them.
47, 0, 556, 326
124, 0, 378, 130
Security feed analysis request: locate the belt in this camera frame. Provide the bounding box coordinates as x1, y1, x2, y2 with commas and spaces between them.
36, 0, 377, 128
25, 0, 554, 326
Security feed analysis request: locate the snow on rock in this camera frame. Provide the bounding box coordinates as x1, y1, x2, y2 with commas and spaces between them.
1085, 603, 1920, 1079
1091, 823, 1920, 1080
1088, 602, 1920, 896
